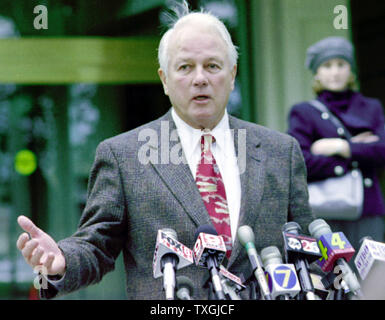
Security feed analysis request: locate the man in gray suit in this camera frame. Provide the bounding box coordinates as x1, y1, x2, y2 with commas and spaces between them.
16, 5, 314, 299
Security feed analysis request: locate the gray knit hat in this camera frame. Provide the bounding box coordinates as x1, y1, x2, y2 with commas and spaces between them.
305, 36, 355, 73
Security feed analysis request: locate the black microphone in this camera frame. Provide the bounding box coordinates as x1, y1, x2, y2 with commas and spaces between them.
193, 224, 226, 300
153, 228, 194, 300
282, 222, 321, 300
176, 275, 194, 300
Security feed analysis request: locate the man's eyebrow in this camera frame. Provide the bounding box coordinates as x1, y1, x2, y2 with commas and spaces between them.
174, 56, 224, 64
174, 57, 192, 64
207, 57, 224, 63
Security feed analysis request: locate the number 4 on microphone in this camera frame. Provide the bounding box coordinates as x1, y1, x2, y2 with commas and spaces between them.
331, 233, 346, 249
318, 233, 346, 262
317, 232, 355, 272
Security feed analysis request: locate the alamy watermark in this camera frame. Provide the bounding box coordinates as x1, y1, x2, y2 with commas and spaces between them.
333, 5, 348, 30
32, 4, 348, 31
137, 121, 247, 174
33, 5, 48, 30
33, 265, 48, 290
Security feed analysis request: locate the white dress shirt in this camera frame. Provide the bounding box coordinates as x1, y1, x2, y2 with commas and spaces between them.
171, 108, 241, 244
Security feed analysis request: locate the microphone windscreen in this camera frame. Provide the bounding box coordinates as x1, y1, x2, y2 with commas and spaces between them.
176, 275, 195, 296
359, 236, 373, 246
194, 224, 217, 242
260, 246, 282, 266
237, 225, 255, 246
308, 219, 332, 239
282, 221, 301, 233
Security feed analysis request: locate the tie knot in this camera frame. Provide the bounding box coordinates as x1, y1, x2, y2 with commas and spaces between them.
201, 133, 215, 153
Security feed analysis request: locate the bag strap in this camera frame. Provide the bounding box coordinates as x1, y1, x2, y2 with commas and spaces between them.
309, 99, 353, 140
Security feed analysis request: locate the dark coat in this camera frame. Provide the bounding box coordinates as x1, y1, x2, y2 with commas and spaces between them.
288, 91, 385, 217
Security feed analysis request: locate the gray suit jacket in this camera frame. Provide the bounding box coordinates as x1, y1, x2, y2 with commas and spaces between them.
42, 109, 314, 299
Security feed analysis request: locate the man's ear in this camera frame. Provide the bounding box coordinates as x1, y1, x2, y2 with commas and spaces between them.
158, 68, 169, 96
230, 64, 237, 90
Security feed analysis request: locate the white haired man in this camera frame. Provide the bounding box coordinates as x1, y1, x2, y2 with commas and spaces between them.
16, 2, 313, 299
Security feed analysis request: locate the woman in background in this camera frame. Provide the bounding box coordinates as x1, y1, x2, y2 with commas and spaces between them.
288, 36, 385, 250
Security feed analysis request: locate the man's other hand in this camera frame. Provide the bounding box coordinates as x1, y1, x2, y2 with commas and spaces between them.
16, 215, 66, 276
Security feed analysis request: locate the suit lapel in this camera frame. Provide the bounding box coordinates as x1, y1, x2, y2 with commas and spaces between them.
227, 117, 266, 268
149, 110, 212, 228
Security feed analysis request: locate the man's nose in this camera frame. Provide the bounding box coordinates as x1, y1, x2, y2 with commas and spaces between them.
192, 67, 208, 87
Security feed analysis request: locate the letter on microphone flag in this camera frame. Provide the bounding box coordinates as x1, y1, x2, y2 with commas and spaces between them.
153, 230, 194, 278
355, 238, 385, 280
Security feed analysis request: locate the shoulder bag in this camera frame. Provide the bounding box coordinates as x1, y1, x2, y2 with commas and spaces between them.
307, 100, 364, 221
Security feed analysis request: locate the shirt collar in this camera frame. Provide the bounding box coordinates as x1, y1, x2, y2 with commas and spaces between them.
171, 108, 230, 158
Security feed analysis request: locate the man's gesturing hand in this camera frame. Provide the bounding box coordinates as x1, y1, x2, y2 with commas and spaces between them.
16, 215, 66, 276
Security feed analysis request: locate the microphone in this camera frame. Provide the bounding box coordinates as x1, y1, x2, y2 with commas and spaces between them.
221, 278, 241, 300
237, 225, 273, 300
245, 276, 261, 300
260, 246, 301, 300
193, 224, 227, 300
153, 228, 194, 300
282, 222, 321, 300
202, 265, 245, 300
310, 272, 333, 300
219, 265, 245, 300
176, 276, 194, 300
308, 219, 362, 298
219, 265, 246, 290
354, 237, 385, 299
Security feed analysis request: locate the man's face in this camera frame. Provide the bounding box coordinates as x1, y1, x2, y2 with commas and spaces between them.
158, 24, 237, 130
316, 58, 352, 92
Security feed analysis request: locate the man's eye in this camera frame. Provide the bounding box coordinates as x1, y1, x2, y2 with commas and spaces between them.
178, 64, 190, 71
208, 64, 219, 70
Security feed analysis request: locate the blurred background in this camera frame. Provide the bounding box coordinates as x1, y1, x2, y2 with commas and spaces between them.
0, 0, 383, 299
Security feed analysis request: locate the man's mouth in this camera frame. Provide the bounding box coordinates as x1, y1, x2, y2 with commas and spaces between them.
193, 95, 210, 101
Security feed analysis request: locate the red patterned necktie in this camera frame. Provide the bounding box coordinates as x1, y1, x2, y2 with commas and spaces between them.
196, 131, 232, 258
